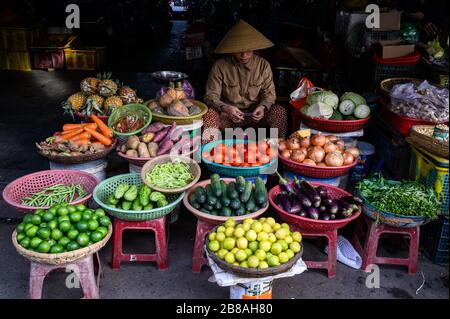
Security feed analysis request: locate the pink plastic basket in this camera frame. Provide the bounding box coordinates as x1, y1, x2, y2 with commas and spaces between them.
268, 182, 361, 232
3, 170, 98, 213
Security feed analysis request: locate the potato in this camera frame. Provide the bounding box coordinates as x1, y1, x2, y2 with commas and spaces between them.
140, 132, 155, 144
138, 142, 150, 158
120, 144, 128, 154
147, 142, 159, 157
126, 136, 140, 150
126, 149, 138, 157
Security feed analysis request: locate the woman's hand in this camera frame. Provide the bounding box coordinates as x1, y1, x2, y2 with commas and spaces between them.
252, 106, 265, 122
223, 105, 244, 123
424, 22, 439, 37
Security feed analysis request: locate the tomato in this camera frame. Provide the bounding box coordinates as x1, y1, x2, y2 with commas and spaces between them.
202, 151, 212, 160
213, 153, 224, 164
267, 147, 277, 158
259, 155, 271, 164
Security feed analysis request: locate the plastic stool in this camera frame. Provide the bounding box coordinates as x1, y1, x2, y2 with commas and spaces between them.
353, 215, 419, 274
290, 224, 337, 278
192, 219, 216, 273
112, 217, 168, 271
29, 253, 101, 299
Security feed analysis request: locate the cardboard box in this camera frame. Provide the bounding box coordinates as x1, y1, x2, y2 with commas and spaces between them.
378, 40, 415, 59
374, 10, 402, 31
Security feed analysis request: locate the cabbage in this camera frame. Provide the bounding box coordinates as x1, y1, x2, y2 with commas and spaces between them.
303, 102, 334, 119
340, 92, 367, 107
307, 91, 339, 109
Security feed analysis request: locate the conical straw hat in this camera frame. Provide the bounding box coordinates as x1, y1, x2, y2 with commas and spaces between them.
214, 20, 274, 54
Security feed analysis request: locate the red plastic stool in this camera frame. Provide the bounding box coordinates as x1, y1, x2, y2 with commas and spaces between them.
192, 219, 216, 273
289, 224, 337, 278
29, 253, 101, 299
353, 215, 419, 274
112, 217, 168, 271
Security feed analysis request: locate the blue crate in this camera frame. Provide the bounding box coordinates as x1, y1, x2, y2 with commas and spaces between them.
422, 215, 449, 265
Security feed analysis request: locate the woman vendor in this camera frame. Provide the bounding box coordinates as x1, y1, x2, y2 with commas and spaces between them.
202, 20, 288, 141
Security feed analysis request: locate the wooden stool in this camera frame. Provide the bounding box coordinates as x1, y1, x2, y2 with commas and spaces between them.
353, 215, 420, 274
112, 217, 168, 271
30, 253, 101, 299
192, 219, 216, 273
290, 224, 338, 278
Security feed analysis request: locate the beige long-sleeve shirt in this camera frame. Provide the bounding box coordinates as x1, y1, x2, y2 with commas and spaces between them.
204, 55, 276, 112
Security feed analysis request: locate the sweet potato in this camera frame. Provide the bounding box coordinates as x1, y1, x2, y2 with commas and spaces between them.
157, 139, 174, 156
170, 127, 184, 142
126, 149, 138, 157
171, 135, 191, 155
153, 126, 170, 143
137, 142, 150, 158
167, 100, 190, 117
188, 105, 202, 116
140, 132, 155, 143
147, 142, 159, 157
127, 135, 140, 150
142, 122, 165, 134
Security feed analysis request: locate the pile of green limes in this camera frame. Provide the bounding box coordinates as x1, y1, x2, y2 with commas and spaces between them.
15, 204, 111, 254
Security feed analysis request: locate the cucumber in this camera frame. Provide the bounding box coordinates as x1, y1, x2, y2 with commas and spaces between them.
200, 208, 211, 214
190, 201, 201, 210
339, 100, 356, 115
329, 110, 344, 121
230, 199, 241, 210
240, 181, 253, 203
203, 204, 214, 211
354, 104, 371, 119
254, 177, 268, 207
205, 185, 218, 206
188, 193, 198, 206
235, 176, 246, 193
219, 181, 230, 207
214, 200, 222, 210
221, 207, 232, 217
194, 187, 207, 204
210, 210, 219, 216
227, 182, 239, 199
210, 174, 222, 197
245, 193, 257, 212
235, 206, 246, 216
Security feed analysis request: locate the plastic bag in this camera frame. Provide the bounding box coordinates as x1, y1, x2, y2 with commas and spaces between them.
158, 80, 196, 99
289, 78, 322, 110
389, 80, 449, 123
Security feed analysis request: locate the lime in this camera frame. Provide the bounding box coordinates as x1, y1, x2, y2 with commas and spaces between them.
16, 223, 26, 233
95, 209, 106, 217
47, 239, 56, 247
24, 223, 35, 231
75, 221, 89, 232
67, 229, 79, 240
58, 215, 70, 223
31, 214, 42, 226
75, 204, 86, 212
58, 220, 72, 233
90, 231, 103, 243
42, 212, 55, 222
37, 227, 51, 240
235, 250, 248, 262
47, 220, 58, 230
35, 208, 45, 215
96, 226, 108, 237
30, 237, 43, 249
50, 244, 64, 254
66, 241, 80, 251
58, 237, 71, 248
69, 212, 82, 223
51, 229, 63, 241
247, 255, 260, 268
56, 206, 69, 216
87, 220, 99, 231
81, 211, 93, 221
90, 214, 99, 221
19, 238, 30, 249
76, 233, 90, 247
40, 223, 47, 228
25, 225, 38, 238
16, 233, 26, 242
208, 240, 220, 252
23, 214, 33, 224
37, 241, 51, 253
98, 216, 111, 227
47, 206, 57, 215
67, 206, 77, 214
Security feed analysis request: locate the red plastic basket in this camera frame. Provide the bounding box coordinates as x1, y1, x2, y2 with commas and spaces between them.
2, 170, 98, 213
279, 153, 358, 178
373, 50, 421, 66
379, 98, 447, 136
298, 105, 371, 133
268, 182, 361, 232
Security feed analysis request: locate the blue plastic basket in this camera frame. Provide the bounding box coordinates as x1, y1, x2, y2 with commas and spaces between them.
201, 140, 278, 178
422, 215, 449, 265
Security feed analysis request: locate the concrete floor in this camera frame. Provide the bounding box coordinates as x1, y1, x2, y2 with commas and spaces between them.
0, 21, 448, 300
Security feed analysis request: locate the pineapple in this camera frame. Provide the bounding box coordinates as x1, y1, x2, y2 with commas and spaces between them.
62, 92, 87, 117
85, 94, 105, 115
118, 86, 138, 104
104, 96, 123, 114
98, 79, 118, 97
80, 77, 100, 95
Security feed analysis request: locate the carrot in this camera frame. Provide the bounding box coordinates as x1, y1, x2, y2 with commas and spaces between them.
69, 132, 91, 141
72, 138, 91, 146
61, 128, 84, 140
63, 123, 97, 132
92, 141, 104, 146
90, 115, 113, 138
84, 126, 112, 146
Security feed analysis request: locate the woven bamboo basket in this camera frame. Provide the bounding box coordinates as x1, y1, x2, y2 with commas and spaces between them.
410, 125, 449, 159
12, 224, 112, 265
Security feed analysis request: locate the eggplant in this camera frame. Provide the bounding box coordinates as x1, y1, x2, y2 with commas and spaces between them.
336, 199, 353, 212
341, 195, 364, 206
321, 196, 333, 206
289, 195, 302, 215
317, 186, 328, 198
338, 207, 353, 219
276, 172, 296, 195
321, 213, 331, 221
299, 210, 307, 218
296, 190, 312, 208
300, 180, 321, 206
277, 191, 292, 213
307, 207, 320, 220
318, 205, 327, 213
330, 214, 337, 220
326, 200, 339, 215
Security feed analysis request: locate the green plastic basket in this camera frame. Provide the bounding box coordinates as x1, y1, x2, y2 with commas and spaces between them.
108, 104, 152, 138
93, 173, 184, 221
201, 139, 278, 177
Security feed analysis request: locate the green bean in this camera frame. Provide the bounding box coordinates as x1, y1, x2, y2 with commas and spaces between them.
145, 160, 193, 189
22, 184, 88, 207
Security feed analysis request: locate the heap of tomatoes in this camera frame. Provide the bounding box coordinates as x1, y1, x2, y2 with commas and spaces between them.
202, 141, 277, 167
